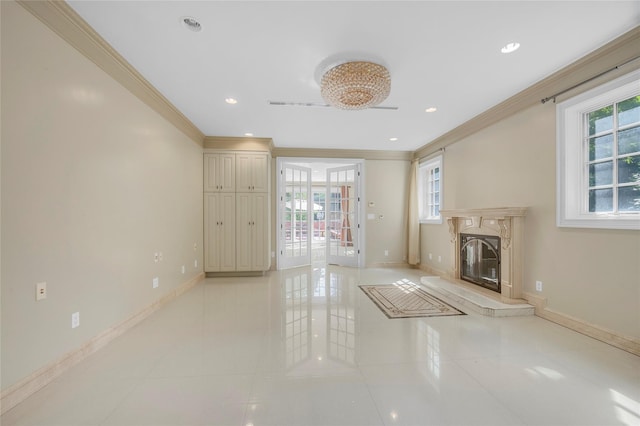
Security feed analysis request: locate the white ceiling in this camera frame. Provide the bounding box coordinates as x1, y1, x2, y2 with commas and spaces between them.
66, 1, 639, 152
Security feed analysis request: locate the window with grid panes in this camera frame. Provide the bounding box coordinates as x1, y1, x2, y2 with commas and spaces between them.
557, 69, 640, 229
418, 155, 442, 224
586, 96, 640, 213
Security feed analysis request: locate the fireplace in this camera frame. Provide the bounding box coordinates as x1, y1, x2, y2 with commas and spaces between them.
441, 207, 527, 302
460, 233, 501, 293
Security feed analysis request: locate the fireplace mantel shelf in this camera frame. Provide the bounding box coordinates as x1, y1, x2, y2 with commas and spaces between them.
440, 207, 527, 218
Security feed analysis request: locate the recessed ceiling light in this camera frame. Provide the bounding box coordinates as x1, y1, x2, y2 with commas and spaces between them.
244, 132, 254, 137
501, 42, 520, 54
225, 98, 238, 104
425, 107, 437, 113
389, 137, 398, 141
181, 16, 202, 32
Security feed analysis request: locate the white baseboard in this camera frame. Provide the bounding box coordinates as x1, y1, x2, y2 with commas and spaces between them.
416, 265, 639, 356
523, 292, 640, 356
0, 272, 204, 415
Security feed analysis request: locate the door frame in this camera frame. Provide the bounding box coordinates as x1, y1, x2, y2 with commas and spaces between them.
276, 157, 365, 270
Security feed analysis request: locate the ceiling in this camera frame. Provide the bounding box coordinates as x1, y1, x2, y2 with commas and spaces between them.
66, 1, 639, 152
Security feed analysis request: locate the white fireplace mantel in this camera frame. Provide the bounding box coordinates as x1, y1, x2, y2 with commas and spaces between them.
440, 207, 528, 302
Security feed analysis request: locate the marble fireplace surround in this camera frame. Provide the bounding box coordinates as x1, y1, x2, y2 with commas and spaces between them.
440, 207, 527, 303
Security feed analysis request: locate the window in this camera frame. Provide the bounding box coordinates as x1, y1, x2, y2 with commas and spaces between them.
557, 69, 640, 230
418, 155, 442, 224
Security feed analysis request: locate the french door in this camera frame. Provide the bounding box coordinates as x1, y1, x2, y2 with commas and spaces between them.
326, 164, 360, 267
278, 163, 312, 269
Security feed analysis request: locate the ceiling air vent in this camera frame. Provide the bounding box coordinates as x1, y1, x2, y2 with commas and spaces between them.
268, 100, 398, 110
181, 16, 202, 32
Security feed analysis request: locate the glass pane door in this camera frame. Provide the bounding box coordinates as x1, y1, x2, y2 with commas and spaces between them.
326, 164, 360, 267
279, 163, 312, 269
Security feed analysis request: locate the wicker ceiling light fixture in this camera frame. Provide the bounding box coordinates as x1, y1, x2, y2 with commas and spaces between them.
320, 61, 391, 110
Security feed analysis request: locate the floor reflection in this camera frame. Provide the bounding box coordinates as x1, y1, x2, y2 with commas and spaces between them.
280, 265, 358, 374
282, 267, 311, 370
416, 322, 441, 390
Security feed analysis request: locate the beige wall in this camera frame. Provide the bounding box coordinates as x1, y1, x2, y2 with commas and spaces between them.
421, 102, 640, 339
1, 1, 203, 390
364, 159, 410, 265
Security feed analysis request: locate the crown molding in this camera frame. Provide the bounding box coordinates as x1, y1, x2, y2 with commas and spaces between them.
414, 25, 640, 160
273, 147, 412, 161
203, 136, 274, 152
17, 0, 205, 146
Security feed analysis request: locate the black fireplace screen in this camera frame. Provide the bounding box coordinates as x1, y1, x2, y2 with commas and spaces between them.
460, 233, 501, 293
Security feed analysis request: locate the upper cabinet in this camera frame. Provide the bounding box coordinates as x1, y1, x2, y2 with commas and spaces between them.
204, 153, 235, 192
236, 153, 269, 192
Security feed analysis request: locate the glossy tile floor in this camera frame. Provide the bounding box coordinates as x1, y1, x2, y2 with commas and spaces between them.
3, 266, 639, 425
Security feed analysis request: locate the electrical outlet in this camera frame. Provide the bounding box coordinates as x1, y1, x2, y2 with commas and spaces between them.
181, 265, 185, 274
36, 282, 47, 301
438, 255, 442, 263
154, 252, 159, 263
153, 277, 159, 289
194, 259, 198, 268
384, 250, 389, 256
429, 253, 433, 260
71, 312, 80, 329
536, 280, 543, 292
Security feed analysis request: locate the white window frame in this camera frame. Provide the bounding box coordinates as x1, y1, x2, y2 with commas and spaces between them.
418, 155, 443, 224
557, 69, 640, 230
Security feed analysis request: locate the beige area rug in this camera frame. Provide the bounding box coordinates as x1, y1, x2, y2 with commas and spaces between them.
359, 282, 465, 318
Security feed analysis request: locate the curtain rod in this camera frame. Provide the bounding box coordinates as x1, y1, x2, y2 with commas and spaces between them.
418, 147, 444, 163
541, 55, 640, 104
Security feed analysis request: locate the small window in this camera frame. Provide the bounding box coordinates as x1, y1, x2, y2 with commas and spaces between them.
557, 69, 640, 230
418, 155, 443, 224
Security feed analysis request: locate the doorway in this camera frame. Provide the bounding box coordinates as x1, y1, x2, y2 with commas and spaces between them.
277, 158, 363, 269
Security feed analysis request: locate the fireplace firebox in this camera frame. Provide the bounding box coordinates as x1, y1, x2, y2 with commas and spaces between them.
460, 233, 501, 293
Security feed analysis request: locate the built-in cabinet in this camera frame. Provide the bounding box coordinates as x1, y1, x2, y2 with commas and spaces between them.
204, 193, 236, 271
204, 151, 270, 273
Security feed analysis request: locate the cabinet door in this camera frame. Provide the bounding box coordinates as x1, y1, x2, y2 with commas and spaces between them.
204, 193, 235, 272
251, 192, 269, 271
218, 153, 236, 192
204, 154, 220, 192
250, 154, 269, 193
236, 193, 269, 271
204, 193, 221, 271
219, 193, 236, 271
204, 153, 235, 192
236, 193, 252, 271
236, 153, 268, 192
